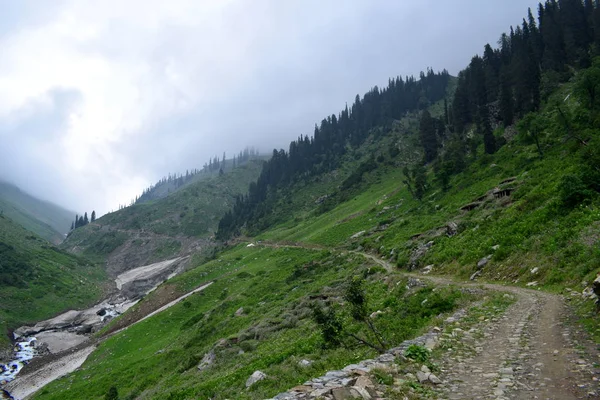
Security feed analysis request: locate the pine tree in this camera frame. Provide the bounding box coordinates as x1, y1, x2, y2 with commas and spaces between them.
480, 107, 496, 154
83, 212, 89, 225
70, 221, 74, 230
419, 110, 438, 163
499, 70, 514, 127
91, 211, 96, 222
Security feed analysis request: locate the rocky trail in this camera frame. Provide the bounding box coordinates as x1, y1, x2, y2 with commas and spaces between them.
4, 241, 600, 399
252, 243, 600, 399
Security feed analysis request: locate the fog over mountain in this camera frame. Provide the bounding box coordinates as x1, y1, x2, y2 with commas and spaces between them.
0, 0, 539, 215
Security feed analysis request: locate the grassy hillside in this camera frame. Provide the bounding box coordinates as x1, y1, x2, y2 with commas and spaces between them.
32, 64, 600, 399
61, 160, 264, 272
35, 244, 477, 400
31, 65, 600, 399
136, 156, 268, 205
0, 181, 76, 244
257, 75, 600, 290
0, 215, 107, 349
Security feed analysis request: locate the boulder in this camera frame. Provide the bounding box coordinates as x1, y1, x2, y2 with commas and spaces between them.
470, 270, 481, 281
235, 307, 244, 317
298, 359, 312, 367
331, 387, 362, 400
416, 371, 430, 383
428, 373, 442, 384
477, 255, 492, 269
197, 350, 215, 371
246, 370, 267, 388
351, 231, 366, 239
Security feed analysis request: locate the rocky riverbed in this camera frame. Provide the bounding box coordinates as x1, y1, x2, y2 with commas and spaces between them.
0, 256, 189, 398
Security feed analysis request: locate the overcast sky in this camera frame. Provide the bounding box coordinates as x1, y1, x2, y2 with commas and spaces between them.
0, 0, 540, 215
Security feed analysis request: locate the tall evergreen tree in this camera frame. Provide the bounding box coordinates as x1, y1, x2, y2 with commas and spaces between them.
91, 211, 96, 222
83, 212, 89, 225
499, 70, 515, 126
419, 110, 438, 163
479, 107, 496, 154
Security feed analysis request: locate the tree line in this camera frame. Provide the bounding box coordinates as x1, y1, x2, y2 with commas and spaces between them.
217, 69, 451, 238
71, 211, 96, 230
218, 0, 600, 239
136, 147, 261, 205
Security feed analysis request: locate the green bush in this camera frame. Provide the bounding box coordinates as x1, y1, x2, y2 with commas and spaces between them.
558, 174, 594, 208
404, 344, 430, 363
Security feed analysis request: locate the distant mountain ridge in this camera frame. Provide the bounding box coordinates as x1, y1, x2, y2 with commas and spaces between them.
0, 181, 75, 244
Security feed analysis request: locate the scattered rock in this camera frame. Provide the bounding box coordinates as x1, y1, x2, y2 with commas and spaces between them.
235, 307, 244, 317
477, 255, 492, 269
197, 350, 215, 371
315, 195, 329, 204
526, 281, 538, 287
422, 265, 433, 274
246, 370, 267, 388
492, 244, 500, 251
592, 275, 600, 308
351, 231, 366, 239
470, 270, 482, 281
530, 267, 539, 274
416, 371, 430, 383
331, 387, 361, 399
428, 373, 442, 384
299, 359, 312, 367
446, 222, 459, 237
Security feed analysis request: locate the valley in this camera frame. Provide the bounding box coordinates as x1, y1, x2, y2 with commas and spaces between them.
0, 1, 599, 399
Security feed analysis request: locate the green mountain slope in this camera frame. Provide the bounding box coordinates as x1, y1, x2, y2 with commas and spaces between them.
0, 182, 76, 244
0, 215, 107, 349
60, 160, 264, 275
30, 3, 600, 399
34, 70, 600, 399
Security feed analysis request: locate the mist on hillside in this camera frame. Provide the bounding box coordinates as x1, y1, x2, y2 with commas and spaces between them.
0, 0, 539, 215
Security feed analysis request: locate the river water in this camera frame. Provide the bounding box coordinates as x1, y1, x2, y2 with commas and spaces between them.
0, 338, 37, 385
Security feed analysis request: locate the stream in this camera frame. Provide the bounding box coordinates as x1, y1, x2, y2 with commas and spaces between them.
0, 339, 36, 385
0, 256, 189, 399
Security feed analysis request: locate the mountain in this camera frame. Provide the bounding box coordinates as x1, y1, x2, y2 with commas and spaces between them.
18, 1, 600, 399
0, 214, 107, 351
0, 181, 76, 244
60, 159, 265, 276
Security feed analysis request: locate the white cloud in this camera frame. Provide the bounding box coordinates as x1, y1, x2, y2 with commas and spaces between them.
0, 0, 541, 215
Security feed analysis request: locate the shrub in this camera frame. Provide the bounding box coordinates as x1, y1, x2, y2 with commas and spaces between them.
105, 386, 119, 400
558, 174, 594, 208
404, 344, 430, 363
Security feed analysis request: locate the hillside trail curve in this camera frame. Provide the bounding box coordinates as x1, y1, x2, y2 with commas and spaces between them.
254, 241, 600, 399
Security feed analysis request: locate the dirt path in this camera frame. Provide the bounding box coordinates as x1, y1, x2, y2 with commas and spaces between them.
256, 243, 600, 399
437, 289, 598, 399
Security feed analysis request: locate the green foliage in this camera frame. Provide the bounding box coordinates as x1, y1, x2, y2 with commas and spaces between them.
0, 242, 33, 287
404, 344, 430, 363
371, 368, 394, 385
104, 387, 119, 400
311, 303, 344, 347
558, 174, 595, 208
0, 215, 105, 349
344, 276, 369, 321
0, 181, 75, 244
403, 165, 428, 201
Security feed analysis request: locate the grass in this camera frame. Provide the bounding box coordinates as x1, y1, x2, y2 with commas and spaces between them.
34, 244, 475, 400
259, 87, 600, 289
61, 160, 264, 263
0, 181, 74, 244
0, 215, 107, 349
